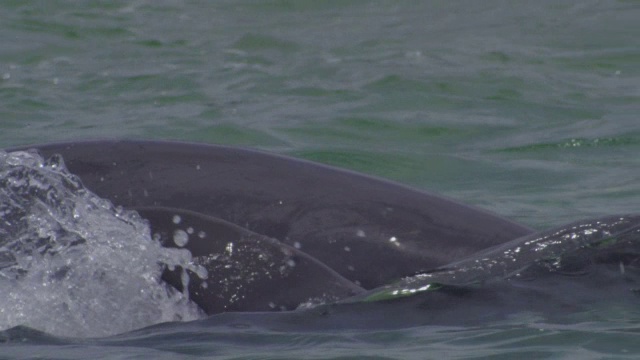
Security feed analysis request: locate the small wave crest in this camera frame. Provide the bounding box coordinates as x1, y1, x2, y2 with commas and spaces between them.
0, 149, 206, 338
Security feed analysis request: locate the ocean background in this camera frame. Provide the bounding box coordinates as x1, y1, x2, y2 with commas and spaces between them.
0, 0, 638, 359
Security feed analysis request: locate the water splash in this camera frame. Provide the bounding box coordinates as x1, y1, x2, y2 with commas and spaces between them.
0, 149, 206, 338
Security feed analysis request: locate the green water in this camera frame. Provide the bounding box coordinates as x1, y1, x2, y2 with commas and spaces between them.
0, 1, 639, 358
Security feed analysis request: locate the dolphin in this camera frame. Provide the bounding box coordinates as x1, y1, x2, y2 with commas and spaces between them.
8, 140, 534, 315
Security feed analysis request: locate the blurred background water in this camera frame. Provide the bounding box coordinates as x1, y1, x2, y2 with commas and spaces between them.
0, 0, 638, 358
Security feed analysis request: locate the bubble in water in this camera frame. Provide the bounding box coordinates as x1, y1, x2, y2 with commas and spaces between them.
0, 149, 206, 338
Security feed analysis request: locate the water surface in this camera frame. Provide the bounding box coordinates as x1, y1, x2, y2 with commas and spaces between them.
0, 1, 639, 358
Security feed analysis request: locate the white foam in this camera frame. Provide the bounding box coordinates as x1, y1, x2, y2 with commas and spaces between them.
0, 149, 206, 338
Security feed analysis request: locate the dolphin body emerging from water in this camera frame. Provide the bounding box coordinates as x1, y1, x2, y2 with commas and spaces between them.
8, 140, 640, 320
8, 140, 532, 314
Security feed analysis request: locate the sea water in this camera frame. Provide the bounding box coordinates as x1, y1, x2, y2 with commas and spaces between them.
0, 0, 638, 358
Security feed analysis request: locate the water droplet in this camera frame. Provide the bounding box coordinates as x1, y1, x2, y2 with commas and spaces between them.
173, 230, 189, 247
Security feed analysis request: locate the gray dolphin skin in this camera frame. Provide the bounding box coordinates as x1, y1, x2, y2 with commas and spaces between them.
351, 214, 640, 304
9, 140, 534, 315
136, 206, 365, 314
